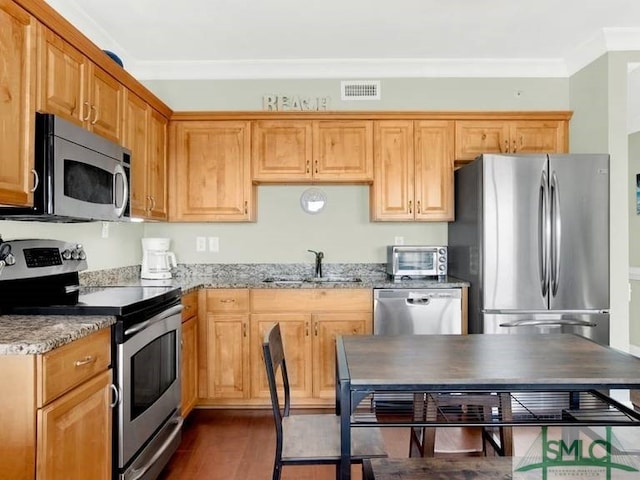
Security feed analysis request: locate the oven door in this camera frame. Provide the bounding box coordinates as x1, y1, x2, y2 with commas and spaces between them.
117, 304, 182, 469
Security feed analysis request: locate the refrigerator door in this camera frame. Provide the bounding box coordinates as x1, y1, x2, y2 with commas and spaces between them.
483, 311, 609, 346
548, 154, 609, 310
482, 154, 549, 311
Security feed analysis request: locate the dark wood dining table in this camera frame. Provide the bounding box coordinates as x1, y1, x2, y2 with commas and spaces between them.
335, 334, 640, 480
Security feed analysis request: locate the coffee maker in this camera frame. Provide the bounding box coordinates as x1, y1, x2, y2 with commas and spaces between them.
141, 238, 177, 279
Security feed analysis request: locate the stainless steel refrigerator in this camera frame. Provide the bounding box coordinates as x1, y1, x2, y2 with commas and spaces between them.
448, 153, 610, 345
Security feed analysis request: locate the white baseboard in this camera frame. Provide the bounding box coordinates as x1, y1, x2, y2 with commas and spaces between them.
630, 344, 640, 357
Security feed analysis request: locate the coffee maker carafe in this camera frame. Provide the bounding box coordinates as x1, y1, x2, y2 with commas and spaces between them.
141, 238, 177, 279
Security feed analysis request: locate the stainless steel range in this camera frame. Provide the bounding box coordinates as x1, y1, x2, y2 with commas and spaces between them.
0, 238, 183, 480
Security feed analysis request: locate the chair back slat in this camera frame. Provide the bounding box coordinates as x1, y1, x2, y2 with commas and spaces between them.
263, 323, 291, 423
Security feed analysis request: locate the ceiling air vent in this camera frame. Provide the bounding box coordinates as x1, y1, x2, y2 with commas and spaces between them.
341, 80, 380, 101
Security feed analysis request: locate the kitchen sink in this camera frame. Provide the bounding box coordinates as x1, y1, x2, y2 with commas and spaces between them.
262, 276, 362, 284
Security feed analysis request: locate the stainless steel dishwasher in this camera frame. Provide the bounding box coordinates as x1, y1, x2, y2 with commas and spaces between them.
373, 288, 462, 412
373, 288, 462, 335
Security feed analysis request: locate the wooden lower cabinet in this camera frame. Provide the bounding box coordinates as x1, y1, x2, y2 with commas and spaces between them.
0, 328, 112, 480
250, 289, 373, 407
37, 370, 112, 480
197, 288, 372, 407
312, 312, 369, 399
180, 291, 198, 417
198, 289, 251, 405
251, 313, 313, 400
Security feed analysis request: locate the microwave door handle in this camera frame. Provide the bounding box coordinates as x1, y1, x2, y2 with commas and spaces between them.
113, 163, 128, 218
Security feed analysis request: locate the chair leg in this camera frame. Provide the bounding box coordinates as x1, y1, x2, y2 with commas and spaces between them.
272, 460, 282, 480
409, 393, 437, 457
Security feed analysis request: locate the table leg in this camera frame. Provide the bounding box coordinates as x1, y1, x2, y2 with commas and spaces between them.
339, 378, 351, 480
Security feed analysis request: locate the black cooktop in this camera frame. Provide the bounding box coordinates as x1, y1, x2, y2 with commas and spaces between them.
3, 285, 181, 317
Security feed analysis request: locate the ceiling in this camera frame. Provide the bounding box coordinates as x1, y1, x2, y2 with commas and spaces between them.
45, 0, 640, 80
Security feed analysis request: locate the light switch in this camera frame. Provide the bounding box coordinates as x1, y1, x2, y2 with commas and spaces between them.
209, 237, 219, 252
196, 237, 206, 252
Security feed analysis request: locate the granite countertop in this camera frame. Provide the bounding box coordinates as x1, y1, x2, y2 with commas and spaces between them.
0, 315, 115, 355
172, 274, 468, 293
0, 264, 469, 356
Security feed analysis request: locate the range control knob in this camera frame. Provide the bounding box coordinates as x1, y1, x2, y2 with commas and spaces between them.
438, 264, 446, 271
72, 244, 86, 261
4, 253, 15, 266
61, 249, 72, 260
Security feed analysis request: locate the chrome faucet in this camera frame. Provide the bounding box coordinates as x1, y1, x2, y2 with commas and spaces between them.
307, 250, 324, 278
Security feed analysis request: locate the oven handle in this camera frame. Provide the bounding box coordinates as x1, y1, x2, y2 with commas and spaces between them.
129, 415, 184, 480
124, 304, 183, 336
110, 383, 120, 408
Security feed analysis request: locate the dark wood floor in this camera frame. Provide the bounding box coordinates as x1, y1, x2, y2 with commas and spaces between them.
158, 409, 489, 480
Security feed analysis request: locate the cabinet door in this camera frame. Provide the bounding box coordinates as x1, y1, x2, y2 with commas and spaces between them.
206, 314, 250, 400
371, 120, 414, 221
414, 120, 455, 221
123, 91, 149, 218
147, 109, 168, 219
88, 65, 123, 143
313, 313, 370, 399
171, 121, 255, 221
37, 370, 112, 480
181, 316, 198, 417
36, 25, 87, 126
252, 120, 313, 181
510, 121, 568, 154
0, 1, 36, 207
313, 120, 373, 182
454, 121, 509, 161
250, 314, 313, 401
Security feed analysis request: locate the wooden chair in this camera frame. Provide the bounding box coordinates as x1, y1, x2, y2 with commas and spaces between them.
262, 323, 387, 480
409, 392, 513, 458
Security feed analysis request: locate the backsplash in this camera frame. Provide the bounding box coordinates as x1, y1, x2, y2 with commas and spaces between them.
80, 263, 387, 285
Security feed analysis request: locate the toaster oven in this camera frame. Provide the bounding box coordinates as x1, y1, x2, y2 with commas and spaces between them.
386, 245, 448, 280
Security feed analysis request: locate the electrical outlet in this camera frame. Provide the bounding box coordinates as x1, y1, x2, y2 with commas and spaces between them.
101, 222, 109, 239
208, 237, 219, 252
394, 236, 404, 245
196, 237, 206, 252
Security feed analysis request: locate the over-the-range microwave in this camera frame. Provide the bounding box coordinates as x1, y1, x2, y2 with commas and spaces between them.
0, 113, 130, 222
386, 245, 448, 281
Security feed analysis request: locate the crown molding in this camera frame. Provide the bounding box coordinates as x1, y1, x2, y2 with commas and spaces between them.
37, 0, 640, 80
129, 58, 569, 80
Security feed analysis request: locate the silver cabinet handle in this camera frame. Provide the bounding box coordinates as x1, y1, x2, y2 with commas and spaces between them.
90, 105, 98, 125
74, 355, 95, 367
30, 169, 39, 192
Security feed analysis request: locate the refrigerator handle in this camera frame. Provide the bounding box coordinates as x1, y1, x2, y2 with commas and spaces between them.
539, 170, 549, 298
550, 171, 561, 297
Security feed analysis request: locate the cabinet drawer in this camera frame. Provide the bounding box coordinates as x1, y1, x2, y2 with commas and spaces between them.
39, 328, 111, 407
181, 291, 198, 321
206, 289, 250, 313
251, 289, 372, 312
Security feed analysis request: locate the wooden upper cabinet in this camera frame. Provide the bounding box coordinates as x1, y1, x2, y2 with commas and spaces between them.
251, 119, 373, 183
509, 120, 568, 154
124, 90, 168, 220
414, 120, 455, 221
371, 120, 414, 220
252, 120, 313, 180
37, 25, 123, 143
371, 120, 454, 221
0, 0, 37, 207
313, 120, 373, 182
147, 109, 169, 219
455, 119, 568, 163
170, 121, 255, 221
123, 91, 149, 218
